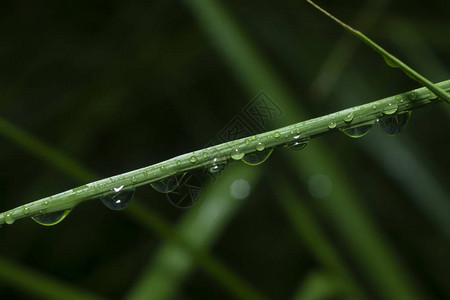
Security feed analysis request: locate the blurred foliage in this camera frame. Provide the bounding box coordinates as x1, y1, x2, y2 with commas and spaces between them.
0, 0, 449, 299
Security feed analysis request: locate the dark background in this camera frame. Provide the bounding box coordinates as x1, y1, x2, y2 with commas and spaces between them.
0, 0, 449, 299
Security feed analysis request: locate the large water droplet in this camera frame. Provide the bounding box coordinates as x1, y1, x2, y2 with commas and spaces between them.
242, 149, 273, 166
342, 125, 372, 138
5, 213, 15, 225
343, 112, 354, 123
100, 185, 135, 210
256, 142, 265, 151
151, 174, 185, 193
377, 112, 411, 136
328, 121, 337, 129
383, 102, 398, 115
32, 209, 71, 226
231, 148, 245, 160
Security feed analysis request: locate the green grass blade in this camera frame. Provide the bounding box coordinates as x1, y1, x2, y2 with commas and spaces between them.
2, 80, 448, 225
0, 256, 104, 300
306, 0, 450, 104
273, 179, 366, 299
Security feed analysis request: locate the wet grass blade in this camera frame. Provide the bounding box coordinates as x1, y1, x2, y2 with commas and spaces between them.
306, 0, 450, 104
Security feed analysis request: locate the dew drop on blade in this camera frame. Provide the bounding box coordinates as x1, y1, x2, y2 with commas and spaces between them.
287, 141, 308, 151
242, 149, 273, 166
5, 213, 15, 225
209, 158, 225, 173
151, 174, 185, 193
32, 209, 71, 226
342, 125, 372, 138
101, 185, 135, 210
377, 112, 411, 136
231, 148, 245, 160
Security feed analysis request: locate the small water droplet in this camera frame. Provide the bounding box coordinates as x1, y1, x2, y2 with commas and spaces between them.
245, 139, 250, 144
159, 166, 166, 172
408, 92, 417, 100
342, 125, 372, 138
5, 213, 15, 225
176, 160, 181, 166
151, 174, 185, 193
131, 176, 137, 183
189, 156, 197, 163
328, 121, 337, 129
287, 141, 308, 150
209, 158, 225, 173
202, 152, 208, 158
290, 130, 294, 135
231, 148, 245, 160
32, 210, 71, 226
100, 185, 135, 210
273, 132, 281, 138
372, 104, 377, 110
344, 112, 354, 123
44, 200, 49, 206
23, 207, 30, 215
383, 102, 398, 115
256, 142, 265, 151
251, 136, 256, 140
242, 149, 273, 166
377, 112, 411, 136
383, 55, 399, 68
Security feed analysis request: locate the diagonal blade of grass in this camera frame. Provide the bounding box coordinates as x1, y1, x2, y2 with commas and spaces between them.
271, 178, 366, 299
310, 0, 391, 100
0, 116, 264, 299
0, 256, 104, 300
305, 0, 450, 104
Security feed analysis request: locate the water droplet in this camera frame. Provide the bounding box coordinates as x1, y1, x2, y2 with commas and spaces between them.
290, 130, 294, 135
202, 152, 208, 158
342, 125, 372, 138
377, 112, 411, 136
408, 92, 417, 100
23, 207, 30, 215
131, 176, 137, 183
287, 141, 308, 150
372, 104, 377, 110
189, 156, 197, 163
383, 55, 399, 68
100, 185, 135, 210
151, 174, 185, 193
256, 142, 265, 151
209, 158, 225, 173
44, 200, 49, 206
231, 148, 245, 160
328, 121, 337, 129
273, 132, 281, 138
344, 112, 354, 123
176, 160, 181, 166
242, 149, 273, 166
159, 166, 166, 172
32, 209, 71, 226
5, 213, 15, 225
245, 139, 250, 144
383, 102, 398, 115
251, 136, 256, 140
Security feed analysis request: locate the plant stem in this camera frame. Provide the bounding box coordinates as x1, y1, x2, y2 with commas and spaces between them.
1, 80, 448, 225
